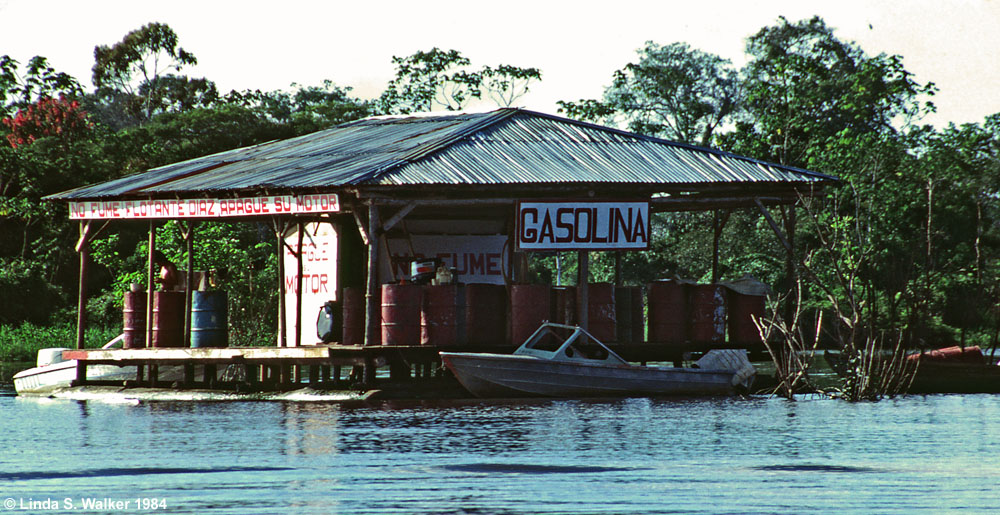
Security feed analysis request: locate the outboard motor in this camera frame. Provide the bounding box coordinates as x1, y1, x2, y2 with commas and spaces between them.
410, 258, 441, 285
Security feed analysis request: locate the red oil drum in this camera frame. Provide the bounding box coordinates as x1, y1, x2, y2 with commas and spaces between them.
381, 284, 421, 346
422, 284, 464, 346
728, 292, 766, 347
511, 284, 551, 345
465, 284, 506, 346
688, 284, 727, 344
123, 291, 146, 349
152, 291, 185, 348
583, 283, 616, 343
615, 286, 643, 344
630, 287, 644, 344
341, 286, 367, 346
647, 280, 685, 345
551, 286, 576, 326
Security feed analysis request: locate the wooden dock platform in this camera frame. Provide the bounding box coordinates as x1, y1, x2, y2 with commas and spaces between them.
60, 342, 767, 392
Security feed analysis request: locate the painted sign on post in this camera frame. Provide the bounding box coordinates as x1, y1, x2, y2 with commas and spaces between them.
69, 193, 340, 220
516, 200, 650, 250
283, 222, 338, 346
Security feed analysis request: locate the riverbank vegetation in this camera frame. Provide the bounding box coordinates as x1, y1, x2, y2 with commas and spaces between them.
2, 18, 998, 400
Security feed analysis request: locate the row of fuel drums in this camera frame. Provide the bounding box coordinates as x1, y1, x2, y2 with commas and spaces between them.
123, 291, 228, 348
343, 280, 764, 347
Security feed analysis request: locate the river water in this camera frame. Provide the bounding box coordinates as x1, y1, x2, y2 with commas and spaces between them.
1, 389, 998, 514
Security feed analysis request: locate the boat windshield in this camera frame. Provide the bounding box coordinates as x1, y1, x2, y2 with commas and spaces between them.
516, 323, 627, 365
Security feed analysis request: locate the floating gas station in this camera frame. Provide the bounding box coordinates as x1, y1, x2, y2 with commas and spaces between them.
29, 108, 837, 397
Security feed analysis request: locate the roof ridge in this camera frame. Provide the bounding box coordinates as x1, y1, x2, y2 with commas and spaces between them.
350, 108, 520, 185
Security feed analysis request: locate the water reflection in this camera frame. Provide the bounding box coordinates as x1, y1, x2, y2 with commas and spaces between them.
3, 394, 1000, 514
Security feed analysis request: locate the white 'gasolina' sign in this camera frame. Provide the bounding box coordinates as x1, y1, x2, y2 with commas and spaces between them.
69, 193, 339, 220
517, 200, 650, 250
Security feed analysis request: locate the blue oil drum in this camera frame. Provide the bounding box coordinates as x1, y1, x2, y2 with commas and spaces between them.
191, 291, 228, 348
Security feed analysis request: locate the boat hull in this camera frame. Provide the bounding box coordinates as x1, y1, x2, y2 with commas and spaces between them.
440, 352, 740, 398
14, 361, 136, 395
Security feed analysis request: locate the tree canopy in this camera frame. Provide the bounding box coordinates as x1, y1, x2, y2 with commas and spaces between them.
1, 17, 998, 356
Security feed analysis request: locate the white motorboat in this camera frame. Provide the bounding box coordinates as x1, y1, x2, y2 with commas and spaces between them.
13, 335, 136, 395
440, 323, 755, 398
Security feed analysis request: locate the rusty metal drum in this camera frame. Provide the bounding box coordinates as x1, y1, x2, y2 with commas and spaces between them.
511, 284, 551, 345
615, 286, 643, 344
630, 287, 644, 344
551, 286, 576, 326
583, 283, 616, 343
123, 291, 146, 349
688, 284, 727, 344
381, 284, 421, 346
152, 291, 185, 348
465, 284, 506, 346
421, 284, 464, 346
728, 291, 766, 347
647, 280, 685, 345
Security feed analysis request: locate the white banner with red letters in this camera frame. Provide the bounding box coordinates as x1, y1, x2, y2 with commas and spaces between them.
69, 193, 339, 220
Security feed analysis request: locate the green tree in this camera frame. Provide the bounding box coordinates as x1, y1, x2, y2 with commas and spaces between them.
559, 41, 738, 146
92, 22, 216, 126
378, 48, 541, 114
0, 55, 82, 118
726, 16, 935, 169
379, 48, 479, 113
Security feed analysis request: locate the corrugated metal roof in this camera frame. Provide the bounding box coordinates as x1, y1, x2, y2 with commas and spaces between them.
46, 108, 837, 201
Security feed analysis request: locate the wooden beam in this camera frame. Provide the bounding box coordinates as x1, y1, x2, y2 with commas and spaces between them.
381, 202, 417, 232
272, 217, 287, 347
75, 221, 92, 350
295, 220, 305, 348
365, 203, 380, 347
578, 250, 589, 331
351, 205, 370, 245
711, 209, 732, 283
754, 198, 794, 255
145, 221, 156, 348
184, 221, 196, 347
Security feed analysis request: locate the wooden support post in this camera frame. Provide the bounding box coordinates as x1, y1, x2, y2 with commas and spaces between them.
293, 220, 305, 383
184, 222, 195, 347
75, 361, 87, 386
295, 220, 305, 348
75, 221, 91, 350
578, 250, 589, 331
205, 364, 217, 387
274, 218, 287, 347
614, 252, 623, 287
711, 210, 731, 284
145, 221, 156, 349
365, 203, 380, 347
754, 198, 794, 255
149, 364, 159, 387
363, 357, 376, 386
184, 363, 195, 386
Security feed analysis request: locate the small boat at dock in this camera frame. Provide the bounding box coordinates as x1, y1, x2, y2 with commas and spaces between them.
440, 323, 755, 398
13, 335, 137, 395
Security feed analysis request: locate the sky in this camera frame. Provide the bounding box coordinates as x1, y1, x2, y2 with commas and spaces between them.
1, 0, 998, 128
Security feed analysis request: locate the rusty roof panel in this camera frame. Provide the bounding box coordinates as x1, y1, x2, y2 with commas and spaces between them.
46, 109, 836, 201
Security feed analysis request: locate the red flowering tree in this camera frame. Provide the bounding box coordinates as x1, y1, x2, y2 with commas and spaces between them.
2, 95, 92, 148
